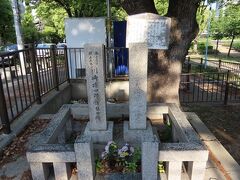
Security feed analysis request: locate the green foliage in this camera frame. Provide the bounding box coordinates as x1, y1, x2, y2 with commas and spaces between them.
36, 1, 67, 43
232, 42, 240, 51
22, 6, 40, 43
196, 3, 209, 35
0, 0, 15, 44
154, 0, 168, 16
197, 42, 214, 54
158, 161, 165, 173
98, 142, 141, 173
111, 7, 128, 20
210, 11, 224, 40
221, 4, 240, 37
41, 0, 106, 17
159, 118, 172, 142
125, 162, 138, 173
95, 158, 104, 173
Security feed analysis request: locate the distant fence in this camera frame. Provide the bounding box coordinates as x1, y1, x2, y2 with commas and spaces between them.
183, 57, 240, 75
180, 71, 240, 104
0, 45, 69, 133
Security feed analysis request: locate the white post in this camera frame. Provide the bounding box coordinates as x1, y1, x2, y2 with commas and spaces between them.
11, 0, 26, 75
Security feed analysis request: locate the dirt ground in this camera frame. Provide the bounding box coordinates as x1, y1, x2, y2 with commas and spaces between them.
182, 103, 240, 165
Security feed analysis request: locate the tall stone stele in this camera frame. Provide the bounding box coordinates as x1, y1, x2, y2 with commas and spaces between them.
85, 44, 107, 131
83, 43, 113, 143
126, 13, 171, 130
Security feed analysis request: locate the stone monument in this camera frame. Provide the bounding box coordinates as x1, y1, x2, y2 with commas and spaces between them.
83, 44, 113, 143
124, 13, 171, 144
26, 13, 208, 180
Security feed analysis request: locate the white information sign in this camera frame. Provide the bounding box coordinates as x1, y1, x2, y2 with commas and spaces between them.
126, 13, 171, 49
64, 18, 106, 78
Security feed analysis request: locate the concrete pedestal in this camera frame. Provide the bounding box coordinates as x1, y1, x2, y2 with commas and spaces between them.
83, 121, 113, 143
123, 121, 154, 144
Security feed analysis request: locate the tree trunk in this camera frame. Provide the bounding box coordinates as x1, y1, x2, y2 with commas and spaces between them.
227, 35, 235, 57
121, 0, 200, 104
215, 39, 219, 55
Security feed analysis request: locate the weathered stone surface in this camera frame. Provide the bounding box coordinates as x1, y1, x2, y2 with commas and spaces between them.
58, 128, 66, 144
126, 13, 171, 49
27, 144, 76, 163
36, 105, 71, 144
124, 121, 154, 144
129, 43, 148, 130
71, 103, 168, 120
29, 162, 49, 180
53, 162, 71, 180
84, 121, 113, 143
142, 136, 159, 180
74, 135, 95, 180
84, 44, 107, 131
168, 103, 201, 143
187, 161, 206, 180
166, 161, 182, 180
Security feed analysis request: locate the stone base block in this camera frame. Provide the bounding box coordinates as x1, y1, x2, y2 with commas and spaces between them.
123, 121, 154, 144
83, 121, 113, 143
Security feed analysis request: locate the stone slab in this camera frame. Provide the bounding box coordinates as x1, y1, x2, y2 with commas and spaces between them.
29, 162, 49, 180
129, 43, 148, 129
83, 121, 113, 143
53, 162, 71, 180
71, 103, 168, 120
84, 44, 107, 131
27, 144, 76, 163
166, 161, 182, 180
142, 136, 159, 180
187, 161, 206, 180
123, 121, 154, 144
168, 103, 201, 143
159, 143, 208, 162
74, 135, 95, 180
186, 112, 217, 141
36, 105, 71, 144
36, 114, 54, 120
126, 13, 171, 49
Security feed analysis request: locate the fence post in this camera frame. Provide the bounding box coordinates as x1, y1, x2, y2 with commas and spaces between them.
50, 45, 59, 91
224, 70, 230, 105
200, 58, 203, 73
64, 45, 70, 83
29, 44, 42, 104
218, 59, 222, 71
224, 82, 229, 105
0, 74, 11, 134
187, 56, 190, 64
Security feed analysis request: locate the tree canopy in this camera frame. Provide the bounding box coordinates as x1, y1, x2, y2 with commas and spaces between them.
0, 0, 15, 45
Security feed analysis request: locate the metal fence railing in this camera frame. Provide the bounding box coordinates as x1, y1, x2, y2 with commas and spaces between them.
183, 57, 240, 75
66, 47, 129, 79
180, 71, 240, 104
0, 44, 69, 134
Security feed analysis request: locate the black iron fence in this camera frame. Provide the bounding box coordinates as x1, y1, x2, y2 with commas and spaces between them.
0, 45, 69, 133
180, 71, 240, 104
183, 57, 240, 75
66, 47, 129, 79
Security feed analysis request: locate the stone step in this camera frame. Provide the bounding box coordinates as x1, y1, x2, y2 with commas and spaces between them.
36, 114, 54, 120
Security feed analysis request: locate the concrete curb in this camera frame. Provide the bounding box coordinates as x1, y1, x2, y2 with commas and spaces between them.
186, 112, 240, 180
0, 83, 71, 153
